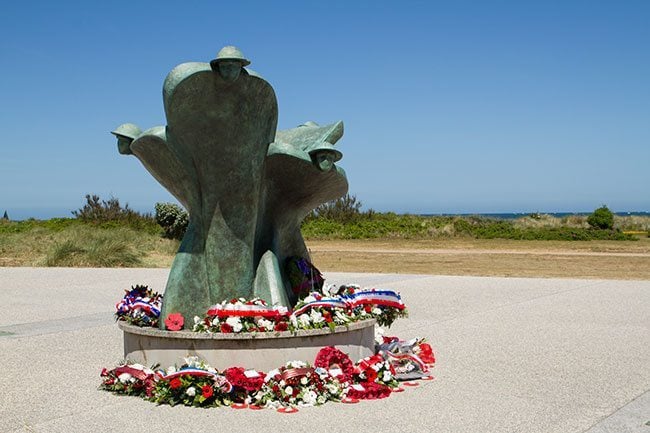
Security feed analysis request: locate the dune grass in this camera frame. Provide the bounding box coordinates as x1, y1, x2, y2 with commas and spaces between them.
0, 219, 178, 267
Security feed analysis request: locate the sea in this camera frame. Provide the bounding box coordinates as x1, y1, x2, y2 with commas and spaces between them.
420, 212, 650, 220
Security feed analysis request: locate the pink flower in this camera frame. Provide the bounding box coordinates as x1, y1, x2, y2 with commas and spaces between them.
165, 313, 184, 331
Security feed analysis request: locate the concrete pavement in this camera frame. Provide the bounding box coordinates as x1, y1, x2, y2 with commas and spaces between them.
0, 267, 649, 433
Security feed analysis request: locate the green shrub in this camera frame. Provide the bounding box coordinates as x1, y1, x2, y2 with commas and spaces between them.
155, 202, 188, 240
587, 205, 614, 230
306, 193, 363, 223
72, 194, 159, 234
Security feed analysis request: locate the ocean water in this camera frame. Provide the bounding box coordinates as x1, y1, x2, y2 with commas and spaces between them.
421, 212, 650, 220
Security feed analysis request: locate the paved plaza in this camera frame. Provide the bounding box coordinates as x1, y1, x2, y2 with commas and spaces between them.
0, 267, 648, 432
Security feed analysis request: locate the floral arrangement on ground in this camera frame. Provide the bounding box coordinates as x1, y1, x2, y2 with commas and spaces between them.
100, 335, 436, 411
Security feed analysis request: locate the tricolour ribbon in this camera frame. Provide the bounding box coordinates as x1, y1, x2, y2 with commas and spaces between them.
206, 303, 289, 318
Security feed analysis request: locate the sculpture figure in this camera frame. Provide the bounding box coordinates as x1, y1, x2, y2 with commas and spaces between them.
112, 46, 347, 325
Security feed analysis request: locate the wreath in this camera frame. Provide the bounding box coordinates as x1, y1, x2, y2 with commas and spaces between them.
314, 346, 355, 383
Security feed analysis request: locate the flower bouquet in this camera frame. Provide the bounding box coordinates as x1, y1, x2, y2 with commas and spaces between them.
115, 285, 163, 327
251, 360, 346, 408
100, 363, 160, 397
193, 297, 290, 333
150, 357, 233, 407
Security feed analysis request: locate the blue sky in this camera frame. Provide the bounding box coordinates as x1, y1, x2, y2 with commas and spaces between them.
1, 0, 648, 219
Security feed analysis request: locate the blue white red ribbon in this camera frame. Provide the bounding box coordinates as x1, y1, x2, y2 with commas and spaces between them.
206, 303, 290, 318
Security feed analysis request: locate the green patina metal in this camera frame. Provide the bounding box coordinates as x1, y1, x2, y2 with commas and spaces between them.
112, 46, 347, 327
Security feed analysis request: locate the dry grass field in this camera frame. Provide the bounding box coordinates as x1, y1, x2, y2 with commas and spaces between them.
306, 237, 650, 280
1, 220, 648, 280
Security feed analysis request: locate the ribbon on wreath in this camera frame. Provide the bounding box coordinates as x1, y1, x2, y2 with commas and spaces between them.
116, 298, 161, 317
343, 290, 405, 310
281, 367, 315, 382
206, 303, 290, 319
113, 365, 161, 381
382, 351, 429, 380
292, 298, 349, 316
163, 368, 233, 393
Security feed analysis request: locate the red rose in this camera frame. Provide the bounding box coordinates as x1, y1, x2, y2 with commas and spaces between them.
364, 304, 372, 313
164, 313, 184, 331
202, 384, 214, 398
274, 321, 288, 332
100, 368, 108, 377
169, 377, 182, 389
220, 322, 233, 333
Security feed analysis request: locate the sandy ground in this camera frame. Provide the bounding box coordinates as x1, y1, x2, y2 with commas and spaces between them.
1, 268, 649, 432
306, 238, 650, 280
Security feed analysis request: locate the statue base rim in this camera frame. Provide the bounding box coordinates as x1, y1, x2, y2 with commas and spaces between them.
119, 319, 376, 371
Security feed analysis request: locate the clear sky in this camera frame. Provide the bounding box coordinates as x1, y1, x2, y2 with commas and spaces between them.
1, 0, 648, 219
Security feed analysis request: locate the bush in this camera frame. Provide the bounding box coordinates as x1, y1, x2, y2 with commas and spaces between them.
155, 202, 188, 240
306, 193, 363, 223
72, 194, 158, 234
587, 205, 614, 230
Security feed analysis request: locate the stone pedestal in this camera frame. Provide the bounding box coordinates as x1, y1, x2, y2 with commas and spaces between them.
119, 319, 376, 371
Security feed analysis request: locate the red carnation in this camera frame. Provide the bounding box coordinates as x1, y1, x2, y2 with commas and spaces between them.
322, 311, 333, 323
274, 321, 288, 332
169, 377, 182, 389
164, 313, 184, 331
220, 322, 233, 333
202, 384, 214, 398
100, 368, 108, 377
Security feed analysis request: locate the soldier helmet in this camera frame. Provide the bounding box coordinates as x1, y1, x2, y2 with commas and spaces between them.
210, 46, 251, 67
308, 142, 342, 162
111, 123, 141, 140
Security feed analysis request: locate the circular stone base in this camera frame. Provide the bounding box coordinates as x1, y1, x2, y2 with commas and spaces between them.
119, 319, 376, 371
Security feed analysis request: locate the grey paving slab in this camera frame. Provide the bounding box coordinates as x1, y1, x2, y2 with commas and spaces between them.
0, 268, 649, 433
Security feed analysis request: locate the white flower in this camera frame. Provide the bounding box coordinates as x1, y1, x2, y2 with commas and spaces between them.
212, 318, 220, 327
186, 386, 196, 397
310, 310, 324, 323
225, 316, 243, 332
265, 369, 280, 382
372, 307, 382, 315
284, 386, 293, 396
383, 371, 392, 382
300, 377, 308, 385
183, 356, 200, 367
302, 390, 318, 405
290, 314, 298, 327
280, 380, 286, 387
325, 284, 339, 296
193, 316, 202, 325
326, 383, 340, 394
298, 314, 311, 327
256, 318, 274, 330
317, 395, 327, 405
117, 373, 132, 383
